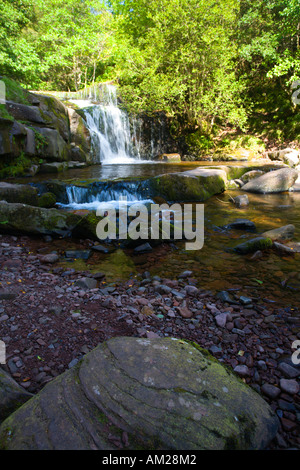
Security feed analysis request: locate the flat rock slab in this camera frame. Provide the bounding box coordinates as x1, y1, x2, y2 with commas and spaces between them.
0, 182, 38, 206
0, 337, 278, 450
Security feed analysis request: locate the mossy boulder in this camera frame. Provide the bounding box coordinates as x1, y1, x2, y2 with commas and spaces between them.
37, 192, 57, 208
148, 168, 227, 202
0, 337, 279, 450
0, 201, 82, 237
233, 237, 273, 255
0, 368, 33, 424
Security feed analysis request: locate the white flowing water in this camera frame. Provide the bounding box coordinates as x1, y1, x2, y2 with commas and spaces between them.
70, 84, 144, 164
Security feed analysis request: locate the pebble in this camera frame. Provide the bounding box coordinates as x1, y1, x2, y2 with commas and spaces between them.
278, 362, 299, 379
261, 383, 281, 399
279, 379, 299, 395
233, 365, 250, 377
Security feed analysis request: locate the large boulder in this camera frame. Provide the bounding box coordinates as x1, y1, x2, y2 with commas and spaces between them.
148, 168, 227, 202
0, 182, 38, 205
0, 201, 82, 237
242, 168, 298, 194
0, 368, 33, 424
34, 127, 69, 161
0, 337, 279, 450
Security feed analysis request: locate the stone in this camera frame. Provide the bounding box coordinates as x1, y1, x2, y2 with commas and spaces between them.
148, 168, 227, 202
215, 313, 228, 328
0, 337, 279, 450
40, 253, 59, 264
234, 365, 250, 377
0, 368, 33, 423
273, 242, 295, 256
241, 170, 265, 183
0, 201, 83, 238
34, 127, 68, 162
242, 168, 298, 194
223, 219, 256, 232
134, 243, 152, 254
0, 182, 38, 206
262, 224, 295, 241
92, 245, 109, 254
232, 195, 249, 208
278, 362, 299, 379
74, 277, 97, 290
261, 383, 281, 400
65, 250, 91, 260
233, 237, 273, 255
279, 379, 299, 395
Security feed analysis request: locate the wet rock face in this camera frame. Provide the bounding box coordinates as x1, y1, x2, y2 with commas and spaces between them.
0, 80, 92, 175
0, 337, 279, 450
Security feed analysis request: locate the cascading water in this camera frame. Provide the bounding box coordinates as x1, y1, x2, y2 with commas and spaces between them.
70, 84, 143, 164
59, 181, 153, 211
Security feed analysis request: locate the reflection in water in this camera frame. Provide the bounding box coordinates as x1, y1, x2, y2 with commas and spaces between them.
150, 190, 300, 309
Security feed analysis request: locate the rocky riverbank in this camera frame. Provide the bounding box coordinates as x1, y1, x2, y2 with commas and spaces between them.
0, 233, 299, 449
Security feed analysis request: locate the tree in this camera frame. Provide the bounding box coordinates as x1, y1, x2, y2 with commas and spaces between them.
111, 0, 247, 133
0, 0, 40, 84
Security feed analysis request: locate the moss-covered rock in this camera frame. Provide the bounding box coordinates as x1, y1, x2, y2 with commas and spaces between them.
37, 192, 57, 208
0, 201, 82, 237
233, 237, 273, 255
148, 168, 227, 202
0, 337, 279, 450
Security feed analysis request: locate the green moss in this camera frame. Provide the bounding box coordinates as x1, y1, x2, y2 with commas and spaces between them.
38, 192, 57, 208
0, 152, 32, 178
0, 104, 14, 121
1, 77, 31, 105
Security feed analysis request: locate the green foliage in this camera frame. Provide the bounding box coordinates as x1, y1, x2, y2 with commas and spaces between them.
0, 0, 299, 143
111, 0, 247, 132
1, 77, 31, 104
0, 104, 13, 120
0, 152, 32, 178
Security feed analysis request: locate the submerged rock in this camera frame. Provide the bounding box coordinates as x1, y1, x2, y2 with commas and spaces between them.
233, 237, 273, 255
232, 195, 249, 208
0, 337, 279, 450
262, 224, 295, 241
223, 219, 256, 232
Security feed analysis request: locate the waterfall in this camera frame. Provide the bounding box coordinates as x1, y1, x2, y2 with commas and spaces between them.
59, 181, 153, 210
70, 84, 143, 164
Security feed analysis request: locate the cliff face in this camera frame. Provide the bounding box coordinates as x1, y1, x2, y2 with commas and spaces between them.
0, 78, 92, 177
